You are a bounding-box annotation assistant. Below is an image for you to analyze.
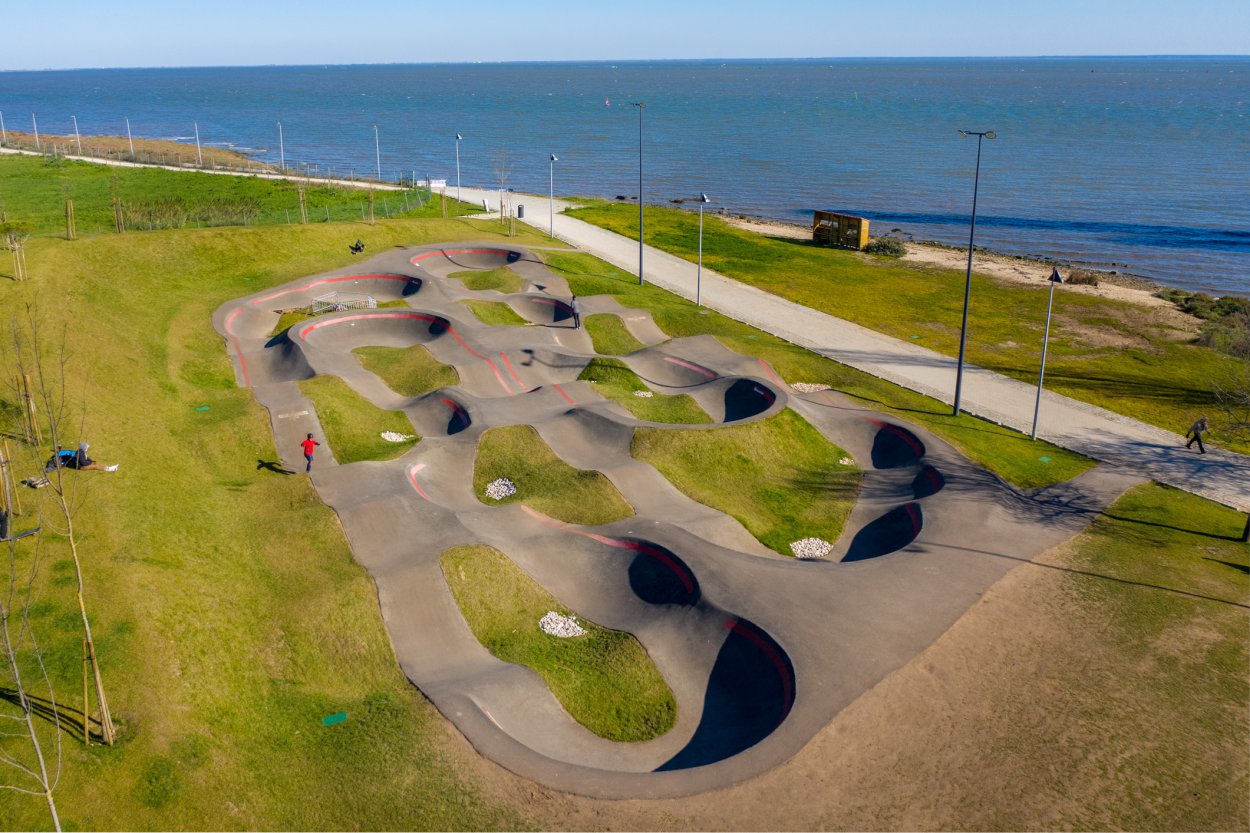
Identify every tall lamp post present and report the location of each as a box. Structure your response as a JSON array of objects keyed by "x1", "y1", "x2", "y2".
[
  {"x1": 373, "y1": 124, "x2": 381, "y2": 181},
  {"x1": 277, "y1": 121, "x2": 285, "y2": 173},
  {"x1": 1031, "y1": 267, "x2": 1065, "y2": 440},
  {"x1": 952, "y1": 128, "x2": 996, "y2": 416},
  {"x1": 630, "y1": 102, "x2": 645, "y2": 285},
  {"x1": 696, "y1": 192, "x2": 710, "y2": 306},
  {"x1": 455, "y1": 133, "x2": 463, "y2": 203},
  {"x1": 548, "y1": 153, "x2": 559, "y2": 239}
]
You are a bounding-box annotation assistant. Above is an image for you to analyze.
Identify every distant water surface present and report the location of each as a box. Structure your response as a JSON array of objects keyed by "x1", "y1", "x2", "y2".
[{"x1": 1, "y1": 57, "x2": 1247, "y2": 295}]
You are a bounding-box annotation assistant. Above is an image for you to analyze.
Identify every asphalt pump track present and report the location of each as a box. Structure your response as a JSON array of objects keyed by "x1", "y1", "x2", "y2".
[{"x1": 214, "y1": 242, "x2": 1143, "y2": 799}]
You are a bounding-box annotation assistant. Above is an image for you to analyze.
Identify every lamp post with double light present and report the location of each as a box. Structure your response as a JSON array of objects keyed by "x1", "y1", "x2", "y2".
[
  {"x1": 455, "y1": 133, "x2": 463, "y2": 203},
  {"x1": 952, "y1": 128, "x2": 996, "y2": 416},
  {"x1": 1031, "y1": 267, "x2": 1066, "y2": 440},
  {"x1": 630, "y1": 102, "x2": 645, "y2": 285}
]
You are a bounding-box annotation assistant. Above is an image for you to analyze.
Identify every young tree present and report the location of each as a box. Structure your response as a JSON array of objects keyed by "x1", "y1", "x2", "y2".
[{"x1": 0, "y1": 221, "x2": 34, "y2": 281}]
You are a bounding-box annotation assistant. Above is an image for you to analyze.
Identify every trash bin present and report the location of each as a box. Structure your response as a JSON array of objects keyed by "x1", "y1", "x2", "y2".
[{"x1": 517, "y1": 204, "x2": 525, "y2": 219}]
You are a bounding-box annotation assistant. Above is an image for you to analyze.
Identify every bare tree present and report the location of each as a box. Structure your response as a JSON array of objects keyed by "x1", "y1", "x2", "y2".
[
  {"x1": 0, "y1": 221, "x2": 34, "y2": 282},
  {"x1": 0, "y1": 455, "x2": 62, "y2": 830},
  {"x1": 3, "y1": 312, "x2": 115, "y2": 750}
]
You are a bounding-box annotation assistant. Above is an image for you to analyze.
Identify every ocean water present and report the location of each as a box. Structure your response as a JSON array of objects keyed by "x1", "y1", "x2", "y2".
[{"x1": 1, "y1": 57, "x2": 1247, "y2": 295}]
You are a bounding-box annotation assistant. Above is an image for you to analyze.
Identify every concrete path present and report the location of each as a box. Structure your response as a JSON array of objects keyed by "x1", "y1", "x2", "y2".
[
  {"x1": 214, "y1": 243, "x2": 1156, "y2": 798},
  {"x1": 455, "y1": 185, "x2": 1249, "y2": 515}
]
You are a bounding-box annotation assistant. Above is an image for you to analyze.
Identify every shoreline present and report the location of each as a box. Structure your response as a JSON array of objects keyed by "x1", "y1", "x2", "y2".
[{"x1": 721, "y1": 215, "x2": 1200, "y2": 317}]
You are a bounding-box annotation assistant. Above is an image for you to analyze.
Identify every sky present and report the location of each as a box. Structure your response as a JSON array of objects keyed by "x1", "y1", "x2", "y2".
[{"x1": 3, "y1": 0, "x2": 1248, "y2": 70}]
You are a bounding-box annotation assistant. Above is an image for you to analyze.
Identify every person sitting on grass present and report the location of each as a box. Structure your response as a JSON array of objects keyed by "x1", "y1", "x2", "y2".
[{"x1": 45, "y1": 441, "x2": 119, "y2": 473}]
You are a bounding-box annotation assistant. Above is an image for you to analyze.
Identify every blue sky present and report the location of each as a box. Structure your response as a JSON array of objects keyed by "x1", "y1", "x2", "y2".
[{"x1": 4, "y1": 0, "x2": 1248, "y2": 70}]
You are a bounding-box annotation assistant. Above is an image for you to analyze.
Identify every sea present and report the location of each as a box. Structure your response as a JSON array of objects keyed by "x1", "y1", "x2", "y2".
[{"x1": 1, "y1": 57, "x2": 1247, "y2": 296}]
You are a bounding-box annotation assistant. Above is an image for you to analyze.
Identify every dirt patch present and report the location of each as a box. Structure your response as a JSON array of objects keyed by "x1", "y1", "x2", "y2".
[{"x1": 434, "y1": 548, "x2": 1248, "y2": 830}]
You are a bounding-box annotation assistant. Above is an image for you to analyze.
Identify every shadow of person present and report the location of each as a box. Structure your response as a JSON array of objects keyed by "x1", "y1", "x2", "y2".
[{"x1": 257, "y1": 459, "x2": 295, "y2": 475}]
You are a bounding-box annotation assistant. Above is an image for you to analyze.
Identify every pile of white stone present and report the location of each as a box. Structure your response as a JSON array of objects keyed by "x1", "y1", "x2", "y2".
[
  {"x1": 839, "y1": 457, "x2": 854, "y2": 466},
  {"x1": 381, "y1": 431, "x2": 416, "y2": 443},
  {"x1": 539, "y1": 611, "x2": 587, "y2": 638},
  {"x1": 484, "y1": 477, "x2": 517, "y2": 500},
  {"x1": 790, "y1": 382, "x2": 831, "y2": 393},
  {"x1": 790, "y1": 537, "x2": 833, "y2": 559},
  {"x1": 633, "y1": 390, "x2": 654, "y2": 398}
]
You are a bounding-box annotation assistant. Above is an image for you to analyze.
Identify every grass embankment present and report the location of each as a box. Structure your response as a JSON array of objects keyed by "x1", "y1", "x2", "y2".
[
  {"x1": 297, "y1": 375, "x2": 417, "y2": 463},
  {"x1": 634, "y1": 409, "x2": 859, "y2": 555},
  {"x1": 0, "y1": 214, "x2": 548, "y2": 830},
  {"x1": 578, "y1": 358, "x2": 711, "y2": 424},
  {"x1": 353, "y1": 344, "x2": 459, "y2": 397},
  {"x1": 0, "y1": 154, "x2": 477, "y2": 238},
  {"x1": 584, "y1": 313, "x2": 647, "y2": 355},
  {"x1": 459, "y1": 299, "x2": 529, "y2": 326},
  {"x1": 4, "y1": 129, "x2": 269, "y2": 169},
  {"x1": 542, "y1": 249, "x2": 1092, "y2": 489},
  {"x1": 473, "y1": 425, "x2": 633, "y2": 525},
  {"x1": 566, "y1": 201, "x2": 1246, "y2": 454},
  {"x1": 448, "y1": 266, "x2": 525, "y2": 293},
  {"x1": 440, "y1": 545, "x2": 677, "y2": 742}
]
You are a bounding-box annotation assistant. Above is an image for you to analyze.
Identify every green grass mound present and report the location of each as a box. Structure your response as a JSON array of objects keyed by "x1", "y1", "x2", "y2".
[
  {"x1": 541, "y1": 249, "x2": 1094, "y2": 489},
  {"x1": 578, "y1": 358, "x2": 711, "y2": 424},
  {"x1": 584, "y1": 313, "x2": 647, "y2": 355},
  {"x1": 268, "y1": 299, "x2": 411, "y2": 338},
  {"x1": 440, "y1": 545, "x2": 677, "y2": 742},
  {"x1": 474, "y1": 425, "x2": 633, "y2": 525},
  {"x1": 298, "y1": 375, "x2": 418, "y2": 463},
  {"x1": 448, "y1": 266, "x2": 525, "y2": 293},
  {"x1": 633, "y1": 408, "x2": 859, "y2": 556},
  {"x1": 353, "y1": 344, "x2": 459, "y2": 397},
  {"x1": 458, "y1": 299, "x2": 529, "y2": 327}
]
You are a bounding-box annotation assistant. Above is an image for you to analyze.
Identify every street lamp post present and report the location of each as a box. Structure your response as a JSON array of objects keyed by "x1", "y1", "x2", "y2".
[
  {"x1": 630, "y1": 102, "x2": 645, "y2": 285},
  {"x1": 194, "y1": 121, "x2": 202, "y2": 167},
  {"x1": 277, "y1": 122, "x2": 285, "y2": 173},
  {"x1": 31, "y1": 113, "x2": 40, "y2": 151},
  {"x1": 370, "y1": 123, "x2": 380, "y2": 181},
  {"x1": 455, "y1": 133, "x2": 463, "y2": 203},
  {"x1": 548, "y1": 154, "x2": 559, "y2": 239},
  {"x1": 952, "y1": 128, "x2": 996, "y2": 416},
  {"x1": 697, "y1": 192, "x2": 710, "y2": 306},
  {"x1": 1031, "y1": 267, "x2": 1065, "y2": 440},
  {"x1": 72, "y1": 115, "x2": 81, "y2": 154}
]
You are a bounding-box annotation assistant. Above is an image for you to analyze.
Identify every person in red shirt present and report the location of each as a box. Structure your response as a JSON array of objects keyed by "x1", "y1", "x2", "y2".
[{"x1": 300, "y1": 433, "x2": 321, "y2": 472}]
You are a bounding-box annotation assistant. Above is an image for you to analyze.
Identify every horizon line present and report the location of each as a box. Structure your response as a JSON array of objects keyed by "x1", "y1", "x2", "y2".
[{"x1": 2, "y1": 53, "x2": 1248, "y2": 73}]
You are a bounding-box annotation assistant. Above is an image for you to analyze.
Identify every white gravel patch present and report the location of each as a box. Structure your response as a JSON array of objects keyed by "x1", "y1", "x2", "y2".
[
  {"x1": 839, "y1": 457, "x2": 854, "y2": 466},
  {"x1": 484, "y1": 477, "x2": 517, "y2": 500},
  {"x1": 539, "y1": 611, "x2": 587, "y2": 638},
  {"x1": 791, "y1": 537, "x2": 833, "y2": 559},
  {"x1": 790, "y1": 382, "x2": 831, "y2": 393},
  {"x1": 632, "y1": 390, "x2": 654, "y2": 398},
  {"x1": 381, "y1": 431, "x2": 416, "y2": 442}
]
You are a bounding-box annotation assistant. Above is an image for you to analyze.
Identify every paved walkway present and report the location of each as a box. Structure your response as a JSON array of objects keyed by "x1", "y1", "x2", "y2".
[{"x1": 458, "y1": 185, "x2": 1250, "y2": 516}]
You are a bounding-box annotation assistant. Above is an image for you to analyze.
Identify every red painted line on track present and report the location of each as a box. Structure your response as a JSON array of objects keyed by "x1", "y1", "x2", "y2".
[
  {"x1": 663, "y1": 356, "x2": 717, "y2": 379},
  {"x1": 410, "y1": 248, "x2": 512, "y2": 266},
  {"x1": 552, "y1": 384, "x2": 576, "y2": 406},
  {"x1": 500, "y1": 352, "x2": 525, "y2": 389},
  {"x1": 224, "y1": 307, "x2": 251, "y2": 387},
  {"x1": 406, "y1": 463, "x2": 431, "y2": 501},
  {"x1": 758, "y1": 359, "x2": 781, "y2": 384}
]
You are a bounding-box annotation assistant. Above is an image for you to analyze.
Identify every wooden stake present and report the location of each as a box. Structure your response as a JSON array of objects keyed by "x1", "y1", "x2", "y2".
[
  {"x1": 113, "y1": 197, "x2": 124, "y2": 234},
  {"x1": 23, "y1": 374, "x2": 42, "y2": 445},
  {"x1": 83, "y1": 638, "x2": 90, "y2": 745},
  {"x1": 65, "y1": 198, "x2": 76, "y2": 241},
  {"x1": 3, "y1": 440, "x2": 18, "y2": 517}
]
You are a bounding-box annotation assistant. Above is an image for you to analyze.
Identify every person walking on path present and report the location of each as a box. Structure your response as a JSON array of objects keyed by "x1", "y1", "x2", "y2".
[
  {"x1": 1185, "y1": 416, "x2": 1209, "y2": 454},
  {"x1": 570, "y1": 295, "x2": 581, "y2": 329},
  {"x1": 300, "y1": 433, "x2": 321, "y2": 472}
]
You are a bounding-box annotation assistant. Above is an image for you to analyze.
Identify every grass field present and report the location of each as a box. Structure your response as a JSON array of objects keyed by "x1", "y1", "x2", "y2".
[
  {"x1": 352, "y1": 344, "x2": 459, "y2": 397},
  {"x1": 0, "y1": 154, "x2": 476, "y2": 238},
  {"x1": 440, "y1": 545, "x2": 677, "y2": 742},
  {"x1": 448, "y1": 266, "x2": 525, "y2": 293},
  {"x1": 633, "y1": 409, "x2": 859, "y2": 555},
  {"x1": 458, "y1": 299, "x2": 530, "y2": 326},
  {"x1": 577, "y1": 358, "x2": 711, "y2": 424},
  {"x1": 473, "y1": 425, "x2": 633, "y2": 525},
  {"x1": 565, "y1": 201, "x2": 1246, "y2": 454},
  {"x1": 0, "y1": 159, "x2": 1243, "y2": 831},
  {"x1": 584, "y1": 313, "x2": 647, "y2": 355}
]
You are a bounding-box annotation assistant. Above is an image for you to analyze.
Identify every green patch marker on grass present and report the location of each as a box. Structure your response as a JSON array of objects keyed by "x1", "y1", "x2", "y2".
[
  {"x1": 322, "y1": 712, "x2": 348, "y2": 726},
  {"x1": 1039, "y1": 456, "x2": 1051, "y2": 462}
]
